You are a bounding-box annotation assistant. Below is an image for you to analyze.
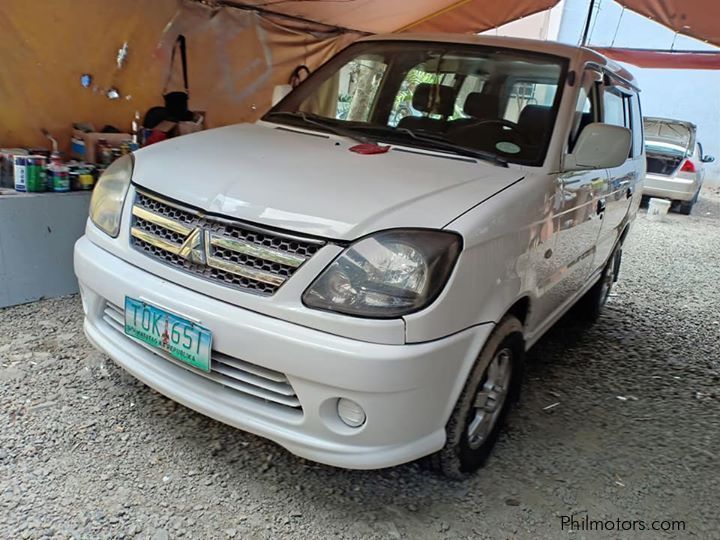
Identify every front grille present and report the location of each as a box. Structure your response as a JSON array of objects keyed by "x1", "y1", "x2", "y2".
[
  {"x1": 102, "y1": 301, "x2": 303, "y2": 416},
  {"x1": 130, "y1": 189, "x2": 325, "y2": 295}
]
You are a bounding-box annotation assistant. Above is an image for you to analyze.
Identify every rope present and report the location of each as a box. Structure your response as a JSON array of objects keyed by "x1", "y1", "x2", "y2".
[{"x1": 610, "y1": 6, "x2": 625, "y2": 47}]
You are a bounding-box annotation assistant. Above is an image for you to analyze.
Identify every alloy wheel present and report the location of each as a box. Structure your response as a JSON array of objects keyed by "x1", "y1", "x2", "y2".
[{"x1": 467, "y1": 348, "x2": 513, "y2": 449}]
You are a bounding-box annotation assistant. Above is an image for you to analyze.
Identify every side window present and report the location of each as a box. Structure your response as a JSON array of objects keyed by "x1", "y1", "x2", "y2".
[
  {"x1": 569, "y1": 76, "x2": 599, "y2": 151},
  {"x1": 603, "y1": 85, "x2": 637, "y2": 157},
  {"x1": 300, "y1": 55, "x2": 387, "y2": 121},
  {"x1": 503, "y1": 81, "x2": 558, "y2": 123},
  {"x1": 603, "y1": 88, "x2": 626, "y2": 127}
]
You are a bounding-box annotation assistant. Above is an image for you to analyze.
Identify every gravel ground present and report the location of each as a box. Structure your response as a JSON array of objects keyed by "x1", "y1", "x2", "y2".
[{"x1": 1, "y1": 189, "x2": 719, "y2": 540}]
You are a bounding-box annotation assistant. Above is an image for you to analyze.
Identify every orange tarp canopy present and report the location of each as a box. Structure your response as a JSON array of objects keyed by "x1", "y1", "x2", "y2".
[
  {"x1": 218, "y1": 0, "x2": 559, "y2": 34},
  {"x1": 0, "y1": 0, "x2": 560, "y2": 150},
  {"x1": 617, "y1": 0, "x2": 720, "y2": 48},
  {"x1": 594, "y1": 47, "x2": 720, "y2": 69},
  {"x1": 3, "y1": 0, "x2": 720, "y2": 151}
]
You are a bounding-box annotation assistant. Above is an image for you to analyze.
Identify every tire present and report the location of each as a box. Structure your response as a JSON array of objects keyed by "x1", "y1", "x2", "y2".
[
  {"x1": 678, "y1": 201, "x2": 693, "y2": 215},
  {"x1": 678, "y1": 190, "x2": 698, "y2": 215},
  {"x1": 577, "y1": 242, "x2": 623, "y2": 322},
  {"x1": 428, "y1": 316, "x2": 524, "y2": 479}
]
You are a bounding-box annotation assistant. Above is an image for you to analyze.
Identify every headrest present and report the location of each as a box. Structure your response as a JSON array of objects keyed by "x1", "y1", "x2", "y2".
[
  {"x1": 518, "y1": 105, "x2": 554, "y2": 138},
  {"x1": 463, "y1": 92, "x2": 500, "y2": 119},
  {"x1": 412, "y1": 83, "x2": 455, "y2": 116}
]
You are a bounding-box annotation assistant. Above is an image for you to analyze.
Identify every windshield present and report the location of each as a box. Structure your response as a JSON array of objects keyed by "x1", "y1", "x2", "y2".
[{"x1": 265, "y1": 40, "x2": 568, "y2": 166}]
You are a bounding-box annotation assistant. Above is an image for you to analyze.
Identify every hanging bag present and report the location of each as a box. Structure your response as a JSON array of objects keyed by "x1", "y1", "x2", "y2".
[
  {"x1": 163, "y1": 34, "x2": 193, "y2": 121},
  {"x1": 143, "y1": 34, "x2": 192, "y2": 128}
]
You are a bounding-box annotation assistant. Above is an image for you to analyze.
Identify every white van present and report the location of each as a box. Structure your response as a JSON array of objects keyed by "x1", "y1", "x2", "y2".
[{"x1": 75, "y1": 34, "x2": 644, "y2": 477}]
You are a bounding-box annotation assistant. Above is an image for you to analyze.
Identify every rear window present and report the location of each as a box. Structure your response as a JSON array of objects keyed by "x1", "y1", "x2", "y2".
[{"x1": 645, "y1": 141, "x2": 686, "y2": 158}]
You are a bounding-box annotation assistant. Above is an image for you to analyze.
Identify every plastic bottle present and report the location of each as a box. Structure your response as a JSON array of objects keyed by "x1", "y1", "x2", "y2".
[
  {"x1": 96, "y1": 138, "x2": 109, "y2": 166},
  {"x1": 46, "y1": 152, "x2": 62, "y2": 191}
]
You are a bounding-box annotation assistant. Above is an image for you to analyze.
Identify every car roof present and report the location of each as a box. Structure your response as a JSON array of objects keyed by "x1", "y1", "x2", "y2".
[{"x1": 360, "y1": 33, "x2": 638, "y2": 88}]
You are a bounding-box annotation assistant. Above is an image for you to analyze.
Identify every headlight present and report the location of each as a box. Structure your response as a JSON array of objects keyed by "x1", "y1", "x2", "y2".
[
  {"x1": 89, "y1": 154, "x2": 133, "y2": 237},
  {"x1": 303, "y1": 229, "x2": 462, "y2": 318}
]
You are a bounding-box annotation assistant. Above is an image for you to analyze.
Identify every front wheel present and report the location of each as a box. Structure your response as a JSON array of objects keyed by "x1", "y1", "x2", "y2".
[{"x1": 428, "y1": 316, "x2": 524, "y2": 479}]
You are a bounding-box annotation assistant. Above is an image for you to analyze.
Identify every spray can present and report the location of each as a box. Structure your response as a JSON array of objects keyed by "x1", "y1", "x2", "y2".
[{"x1": 13, "y1": 156, "x2": 27, "y2": 191}]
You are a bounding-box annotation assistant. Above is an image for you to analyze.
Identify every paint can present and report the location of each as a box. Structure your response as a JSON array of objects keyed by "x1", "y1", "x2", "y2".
[
  {"x1": 1, "y1": 149, "x2": 27, "y2": 188},
  {"x1": 52, "y1": 165, "x2": 70, "y2": 192},
  {"x1": 26, "y1": 156, "x2": 48, "y2": 192}
]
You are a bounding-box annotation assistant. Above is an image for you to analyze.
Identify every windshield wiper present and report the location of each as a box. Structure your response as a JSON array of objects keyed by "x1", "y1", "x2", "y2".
[
  {"x1": 265, "y1": 112, "x2": 508, "y2": 167},
  {"x1": 264, "y1": 111, "x2": 372, "y2": 145},
  {"x1": 345, "y1": 124, "x2": 508, "y2": 167}
]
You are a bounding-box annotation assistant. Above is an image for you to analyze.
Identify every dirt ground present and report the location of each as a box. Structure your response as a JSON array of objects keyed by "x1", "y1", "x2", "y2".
[{"x1": 1, "y1": 189, "x2": 719, "y2": 539}]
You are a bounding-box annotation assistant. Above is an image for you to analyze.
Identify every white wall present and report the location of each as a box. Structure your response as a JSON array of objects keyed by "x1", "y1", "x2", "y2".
[{"x1": 481, "y1": 1, "x2": 565, "y2": 40}]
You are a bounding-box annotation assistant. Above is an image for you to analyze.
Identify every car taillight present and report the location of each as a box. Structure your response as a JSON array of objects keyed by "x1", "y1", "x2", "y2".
[{"x1": 680, "y1": 159, "x2": 696, "y2": 173}]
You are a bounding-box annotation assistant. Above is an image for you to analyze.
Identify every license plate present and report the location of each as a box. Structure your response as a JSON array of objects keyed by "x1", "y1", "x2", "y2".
[{"x1": 124, "y1": 297, "x2": 212, "y2": 372}]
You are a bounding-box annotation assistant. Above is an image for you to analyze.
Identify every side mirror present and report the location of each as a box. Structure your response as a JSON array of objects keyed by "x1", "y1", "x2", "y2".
[
  {"x1": 565, "y1": 123, "x2": 632, "y2": 171},
  {"x1": 271, "y1": 84, "x2": 292, "y2": 107},
  {"x1": 701, "y1": 155, "x2": 715, "y2": 163}
]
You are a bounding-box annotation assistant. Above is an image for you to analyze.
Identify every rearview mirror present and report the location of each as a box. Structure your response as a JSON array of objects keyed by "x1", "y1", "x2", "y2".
[
  {"x1": 565, "y1": 123, "x2": 632, "y2": 171},
  {"x1": 701, "y1": 155, "x2": 715, "y2": 163},
  {"x1": 271, "y1": 84, "x2": 292, "y2": 107}
]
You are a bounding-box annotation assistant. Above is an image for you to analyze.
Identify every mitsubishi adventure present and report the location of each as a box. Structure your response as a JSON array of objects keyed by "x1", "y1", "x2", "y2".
[{"x1": 75, "y1": 34, "x2": 644, "y2": 477}]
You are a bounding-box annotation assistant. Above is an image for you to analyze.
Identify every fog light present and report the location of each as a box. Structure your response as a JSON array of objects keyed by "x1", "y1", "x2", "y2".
[{"x1": 337, "y1": 398, "x2": 366, "y2": 428}]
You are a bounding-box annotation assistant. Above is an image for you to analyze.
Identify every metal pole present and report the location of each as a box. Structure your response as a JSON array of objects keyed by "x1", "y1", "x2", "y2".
[{"x1": 581, "y1": 0, "x2": 597, "y2": 46}]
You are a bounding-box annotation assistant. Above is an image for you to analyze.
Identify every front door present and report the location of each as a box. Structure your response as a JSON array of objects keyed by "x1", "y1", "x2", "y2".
[
  {"x1": 594, "y1": 82, "x2": 642, "y2": 269},
  {"x1": 552, "y1": 167, "x2": 608, "y2": 309},
  {"x1": 529, "y1": 68, "x2": 608, "y2": 330},
  {"x1": 554, "y1": 69, "x2": 609, "y2": 304}
]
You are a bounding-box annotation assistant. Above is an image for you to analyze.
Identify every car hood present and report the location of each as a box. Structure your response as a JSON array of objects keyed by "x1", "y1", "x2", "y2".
[{"x1": 131, "y1": 122, "x2": 522, "y2": 240}]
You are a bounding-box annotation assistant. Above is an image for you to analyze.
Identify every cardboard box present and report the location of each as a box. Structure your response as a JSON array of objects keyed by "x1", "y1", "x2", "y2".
[
  {"x1": 177, "y1": 112, "x2": 205, "y2": 136},
  {"x1": 141, "y1": 112, "x2": 205, "y2": 147},
  {"x1": 71, "y1": 126, "x2": 131, "y2": 164}
]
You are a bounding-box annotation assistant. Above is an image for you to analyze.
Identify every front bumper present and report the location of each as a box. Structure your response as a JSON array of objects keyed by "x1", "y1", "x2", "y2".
[
  {"x1": 74, "y1": 236, "x2": 492, "y2": 469},
  {"x1": 642, "y1": 174, "x2": 698, "y2": 202}
]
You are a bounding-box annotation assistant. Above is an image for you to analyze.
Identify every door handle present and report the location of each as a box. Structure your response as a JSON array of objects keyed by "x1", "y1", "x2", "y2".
[{"x1": 597, "y1": 199, "x2": 606, "y2": 215}]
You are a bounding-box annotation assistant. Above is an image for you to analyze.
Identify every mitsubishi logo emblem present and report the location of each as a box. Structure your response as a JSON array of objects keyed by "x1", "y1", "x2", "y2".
[{"x1": 178, "y1": 228, "x2": 207, "y2": 265}]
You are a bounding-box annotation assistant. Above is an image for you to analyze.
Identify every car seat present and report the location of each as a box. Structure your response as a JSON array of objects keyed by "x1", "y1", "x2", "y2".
[{"x1": 397, "y1": 83, "x2": 455, "y2": 133}]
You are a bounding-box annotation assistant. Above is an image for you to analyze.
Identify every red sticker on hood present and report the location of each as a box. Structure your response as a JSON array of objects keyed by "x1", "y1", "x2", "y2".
[{"x1": 349, "y1": 143, "x2": 390, "y2": 155}]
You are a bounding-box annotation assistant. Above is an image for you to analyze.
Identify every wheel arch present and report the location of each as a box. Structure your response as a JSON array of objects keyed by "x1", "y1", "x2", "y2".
[{"x1": 506, "y1": 296, "x2": 531, "y2": 329}]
